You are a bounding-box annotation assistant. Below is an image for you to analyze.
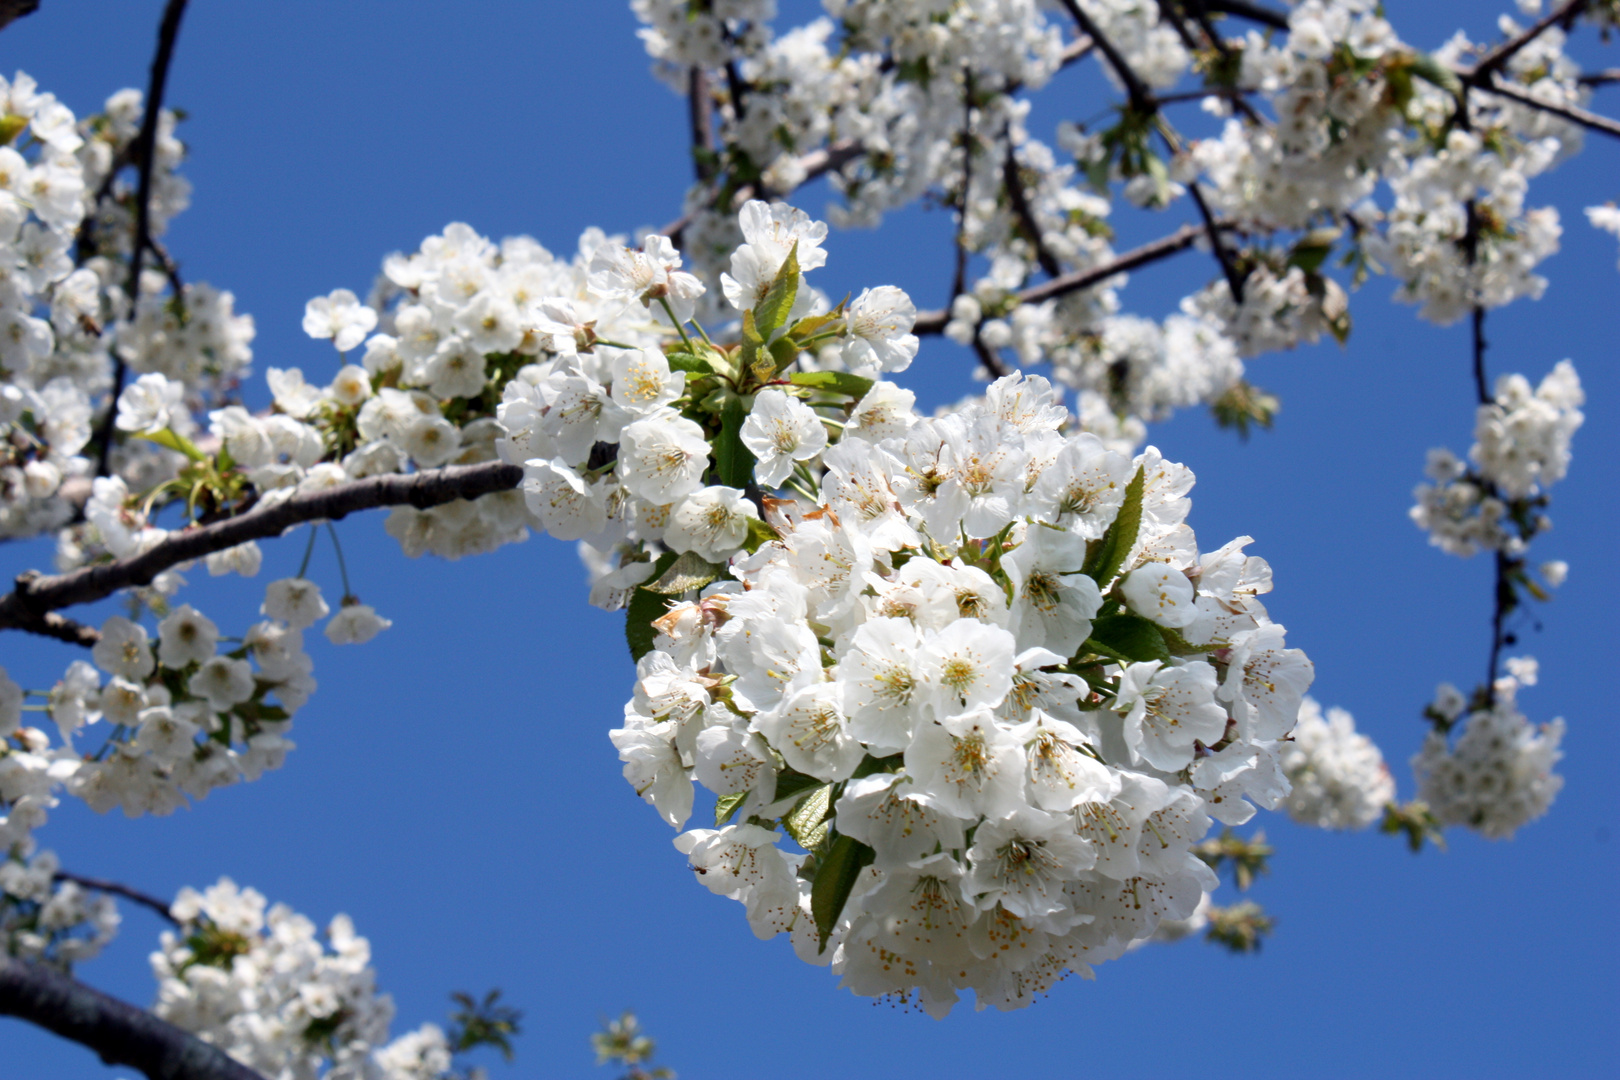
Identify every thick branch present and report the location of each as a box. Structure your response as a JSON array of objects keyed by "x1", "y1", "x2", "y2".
[
  {"x1": 0, "y1": 461, "x2": 522, "y2": 632},
  {"x1": 95, "y1": 0, "x2": 191, "y2": 479},
  {"x1": 53, "y1": 871, "x2": 178, "y2": 926},
  {"x1": 1198, "y1": 0, "x2": 1289, "y2": 31},
  {"x1": 12, "y1": 610, "x2": 102, "y2": 647},
  {"x1": 1464, "y1": 0, "x2": 1589, "y2": 87},
  {"x1": 1478, "y1": 77, "x2": 1620, "y2": 140},
  {"x1": 687, "y1": 67, "x2": 716, "y2": 183},
  {"x1": 0, "y1": 957, "x2": 264, "y2": 1080},
  {"x1": 914, "y1": 221, "x2": 1224, "y2": 335}
]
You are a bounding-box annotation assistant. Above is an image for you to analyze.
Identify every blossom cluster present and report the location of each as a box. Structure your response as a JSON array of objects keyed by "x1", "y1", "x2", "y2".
[
  {"x1": 1413, "y1": 665, "x2": 1564, "y2": 840},
  {"x1": 1280, "y1": 698, "x2": 1395, "y2": 831},
  {"x1": 1411, "y1": 361, "x2": 1583, "y2": 558},
  {"x1": 1, "y1": 847, "x2": 120, "y2": 968},
  {"x1": 152, "y1": 878, "x2": 452, "y2": 1080},
  {"x1": 0, "y1": 72, "x2": 255, "y2": 548}
]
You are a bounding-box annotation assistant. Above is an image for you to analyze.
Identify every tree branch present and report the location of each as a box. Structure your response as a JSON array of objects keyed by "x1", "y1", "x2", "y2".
[
  {"x1": 687, "y1": 66, "x2": 716, "y2": 183},
  {"x1": 1464, "y1": 0, "x2": 1589, "y2": 87},
  {"x1": 1198, "y1": 0, "x2": 1289, "y2": 31},
  {"x1": 95, "y1": 0, "x2": 191, "y2": 479},
  {"x1": 1058, "y1": 0, "x2": 1154, "y2": 112},
  {"x1": 53, "y1": 871, "x2": 178, "y2": 926},
  {"x1": 1, "y1": 957, "x2": 264, "y2": 1080},
  {"x1": 0, "y1": 461, "x2": 522, "y2": 634},
  {"x1": 1188, "y1": 180, "x2": 1245, "y2": 302},
  {"x1": 1478, "y1": 77, "x2": 1620, "y2": 140},
  {"x1": 914, "y1": 221, "x2": 1226, "y2": 335},
  {"x1": 1002, "y1": 140, "x2": 1063, "y2": 280},
  {"x1": 1579, "y1": 68, "x2": 1620, "y2": 87}
]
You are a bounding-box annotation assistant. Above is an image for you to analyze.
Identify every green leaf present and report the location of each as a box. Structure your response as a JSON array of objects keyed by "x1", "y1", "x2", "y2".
[
  {"x1": 850, "y1": 752, "x2": 904, "y2": 779},
  {"x1": 624, "y1": 552, "x2": 679, "y2": 661},
  {"x1": 783, "y1": 783, "x2": 833, "y2": 852},
  {"x1": 811, "y1": 833, "x2": 875, "y2": 953},
  {"x1": 645, "y1": 550, "x2": 726, "y2": 595},
  {"x1": 1083, "y1": 464, "x2": 1145, "y2": 588},
  {"x1": 665, "y1": 352, "x2": 713, "y2": 374},
  {"x1": 137, "y1": 427, "x2": 207, "y2": 462},
  {"x1": 1084, "y1": 613, "x2": 1170, "y2": 664},
  {"x1": 789, "y1": 370, "x2": 874, "y2": 401},
  {"x1": 714, "y1": 393, "x2": 756, "y2": 489},
  {"x1": 743, "y1": 516, "x2": 781, "y2": 554},
  {"x1": 786, "y1": 310, "x2": 843, "y2": 341},
  {"x1": 714, "y1": 790, "x2": 749, "y2": 826},
  {"x1": 771, "y1": 767, "x2": 824, "y2": 808},
  {"x1": 767, "y1": 337, "x2": 800, "y2": 377},
  {"x1": 754, "y1": 240, "x2": 801, "y2": 341},
  {"x1": 1159, "y1": 623, "x2": 1218, "y2": 657}
]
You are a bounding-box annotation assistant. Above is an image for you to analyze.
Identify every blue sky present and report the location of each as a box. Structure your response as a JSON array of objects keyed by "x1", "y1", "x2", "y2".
[{"x1": 3, "y1": 3, "x2": 1617, "y2": 1078}]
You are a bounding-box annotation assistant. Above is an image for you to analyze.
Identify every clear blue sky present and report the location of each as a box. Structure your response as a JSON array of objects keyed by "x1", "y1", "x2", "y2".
[{"x1": 3, "y1": 3, "x2": 1617, "y2": 1078}]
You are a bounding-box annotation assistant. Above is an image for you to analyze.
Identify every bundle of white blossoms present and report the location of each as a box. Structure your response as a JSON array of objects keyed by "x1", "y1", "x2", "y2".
[
  {"x1": 1413, "y1": 665, "x2": 1564, "y2": 840},
  {"x1": 0, "y1": 848, "x2": 121, "y2": 968},
  {"x1": 475, "y1": 199, "x2": 1314, "y2": 1015},
  {"x1": 152, "y1": 878, "x2": 450, "y2": 1080},
  {"x1": 1281, "y1": 698, "x2": 1394, "y2": 831}
]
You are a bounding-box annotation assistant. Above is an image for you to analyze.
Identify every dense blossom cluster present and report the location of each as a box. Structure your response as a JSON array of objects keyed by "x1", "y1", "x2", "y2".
[
  {"x1": 0, "y1": 72, "x2": 254, "y2": 547},
  {"x1": 1413, "y1": 666, "x2": 1564, "y2": 840},
  {"x1": 152, "y1": 878, "x2": 452, "y2": 1080},
  {"x1": 1, "y1": 848, "x2": 120, "y2": 967},
  {"x1": 1411, "y1": 361, "x2": 1583, "y2": 557},
  {"x1": 1280, "y1": 698, "x2": 1394, "y2": 830}
]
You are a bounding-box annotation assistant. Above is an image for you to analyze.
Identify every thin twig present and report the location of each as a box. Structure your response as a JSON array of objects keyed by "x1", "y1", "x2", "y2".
[
  {"x1": 0, "y1": 461, "x2": 523, "y2": 633},
  {"x1": 914, "y1": 220, "x2": 1229, "y2": 335},
  {"x1": 1464, "y1": 0, "x2": 1589, "y2": 87},
  {"x1": 1471, "y1": 305, "x2": 1489, "y2": 406},
  {"x1": 52, "y1": 871, "x2": 178, "y2": 926},
  {"x1": 1002, "y1": 140, "x2": 1063, "y2": 279},
  {"x1": 94, "y1": 0, "x2": 191, "y2": 479},
  {"x1": 1580, "y1": 68, "x2": 1620, "y2": 87},
  {"x1": 1058, "y1": 0, "x2": 1154, "y2": 112},
  {"x1": 1478, "y1": 77, "x2": 1620, "y2": 140},
  {"x1": 1188, "y1": 181, "x2": 1245, "y2": 302},
  {"x1": 951, "y1": 70, "x2": 977, "y2": 303}
]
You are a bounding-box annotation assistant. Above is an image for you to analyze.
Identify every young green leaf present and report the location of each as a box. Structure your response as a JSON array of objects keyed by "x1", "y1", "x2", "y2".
[
  {"x1": 714, "y1": 393, "x2": 756, "y2": 489},
  {"x1": 811, "y1": 833, "x2": 875, "y2": 953},
  {"x1": 624, "y1": 552, "x2": 678, "y2": 661},
  {"x1": 783, "y1": 783, "x2": 833, "y2": 852},
  {"x1": 1085, "y1": 613, "x2": 1171, "y2": 664},
  {"x1": 645, "y1": 550, "x2": 726, "y2": 595},
  {"x1": 714, "y1": 790, "x2": 749, "y2": 827},
  {"x1": 788, "y1": 370, "x2": 874, "y2": 401},
  {"x1": 752, "y1": 239, "x2": 800, "y2": 341},
  {"x1": 137, "y1": 427, "x2": 208, "y2": 462},
  {"x1": 1084, "y1": 464, "x2": 1145, "y2": 588}
]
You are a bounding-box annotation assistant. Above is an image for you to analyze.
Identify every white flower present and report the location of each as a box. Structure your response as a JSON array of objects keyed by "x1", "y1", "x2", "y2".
[
  {"x1": 608, "y1": 346, "x2": 684, "y2": 417},
  {"x1": 157, "y1": 604, "x2": 219, "y2": 669},
  {"x1": 523, "y1": 458, "x2": 608, "y2": 541},
  {"x1": 1282, "y1": 699, "x2": 1394, "y2": 830},
  {"x1": 325, "y1": 604, "x2": 391, "y2": 645},
  {"x1": 187, "y1": 656, "x2": 255, "y2": 711},
  {"x1": 1120, "y1": 563, "x2": 1198, "y2": 628},
  {"x1": 1115, "y1": 660, "x2": 1230, "y2": 771},
  {"x1": 740, "y1": 388, "x2": 828, "y2": 488},
  {"x1": 841, "y1": 286, "x2": 919, "y2": 375},
  {"x1": 114, "y1": 372, "x2": 185, "y2": 433},
  {"x1": 721, "y1": 200, "x2": 829, "y2": 312},
  {"x1": 302, "y1": 288, "x2": 378, "y2": 351},
  {"x1": 262, "y1": 578, "x2": 330, "y2": 630},
  {"x1": 92, "y1": 616, "x2": 154, "y2": 681},
  {"x1": 665, "y1": 485, "x2": 758, "y2": 562},
  {"x1": 618, "y1": 411, "x2": 710, "y2": 504}
]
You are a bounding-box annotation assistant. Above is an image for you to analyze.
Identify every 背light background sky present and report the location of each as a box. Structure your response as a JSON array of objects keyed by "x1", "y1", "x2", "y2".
[{"x1": 2, "y1": 3, "x2": 1617, "y2": 1078}]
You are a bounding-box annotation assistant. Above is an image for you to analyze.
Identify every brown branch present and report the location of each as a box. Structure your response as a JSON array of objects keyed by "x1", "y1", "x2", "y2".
[
  {"x1": 688, "y1": 67, "x2": 716, "y2": 183},
  {"x1": 11, "y1": 609, "x2": 102, "y2": 647},
  {"x1": 95, "y1": 0, "x2": 191, "y2": 479},
  {"x1": 1058, "y1": 0, "x2": 1154, "y2": 112},
  {"x1": 1580, "y1": 68, "x2": 1620, "y2": 87},
  {"x1": 1188, "y1": 181, "x2": 1245, "y2": 302},
  {"x1": 1198, "y1": 1, "x2": 1289, "y2": 32},
  {"x1": 914, "y1": 221, "x2": 1224, "y2": 335},
  {"x1": 1464, "y1": 0, "x2": 1589, "y2": 87},
  {"x1": 1, "y1": 957, "x2": 265, "y2": 1080},
  {"x1": 1478, "y1": 77, "x2": 1620, "y2": 140},
  {"x1": 53, "y1": 871, "x2": 178, "y2": 926},
  {"x1": 0, "y1": 0, "x2": 39, "y2": 33},
  {"x1": 1002, "y1": 140, "x2": 1063, "y2": 280},
  {"x1": 0, "y1": 461, "x2": 522, "y2": 633}
]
